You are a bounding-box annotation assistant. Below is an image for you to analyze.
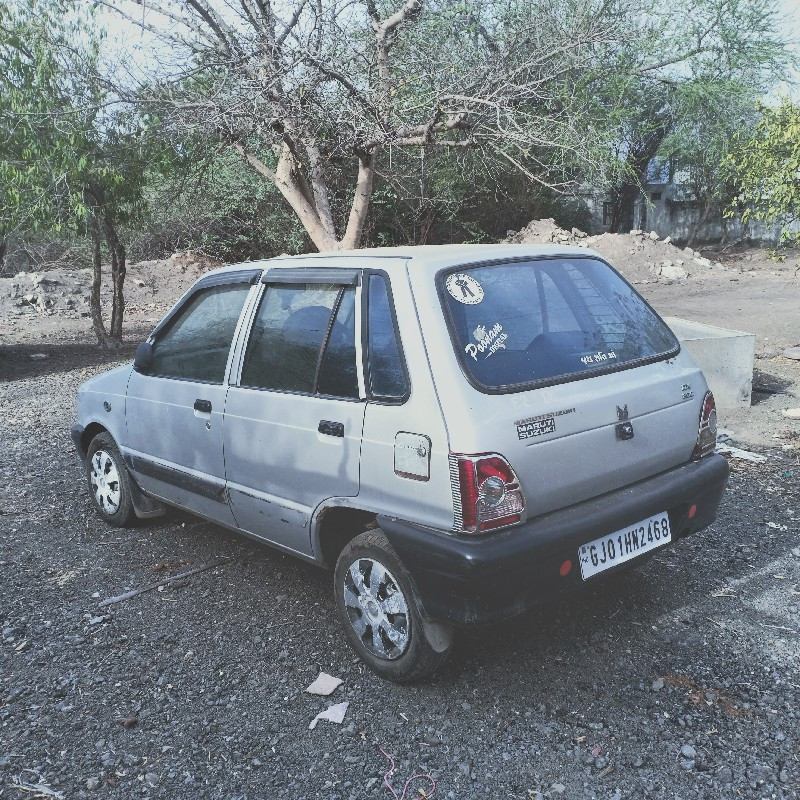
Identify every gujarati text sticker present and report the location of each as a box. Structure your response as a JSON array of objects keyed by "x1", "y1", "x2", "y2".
[{"x1": 446, "y1": 273, "x2": 484, "y2": 305}]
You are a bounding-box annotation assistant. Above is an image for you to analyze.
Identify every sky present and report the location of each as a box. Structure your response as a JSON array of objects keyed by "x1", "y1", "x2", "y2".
[
  {"x1": 776, "y1": 0, "x2": 800, "y2": 99},
  {"x1": 768, "y1": 0, "x2": 800, "y2": 102},
  {"x1": 96, "y1": 0, "x2": 800, "y2": 100}
]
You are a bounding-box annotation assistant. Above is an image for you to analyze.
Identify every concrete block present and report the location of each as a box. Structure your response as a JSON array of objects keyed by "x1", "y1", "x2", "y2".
[{"x1": 663, "y1": 317, "x2": 755, "y2": 409}]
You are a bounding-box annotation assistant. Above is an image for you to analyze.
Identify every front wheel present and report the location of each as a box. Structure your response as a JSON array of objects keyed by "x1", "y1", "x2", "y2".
[
  {"x1": 334, "y1": 529, "x2": 453, "y2": 683},
  {"x1": 85, "y1": 432, "x2": 135, "y2": 527}
]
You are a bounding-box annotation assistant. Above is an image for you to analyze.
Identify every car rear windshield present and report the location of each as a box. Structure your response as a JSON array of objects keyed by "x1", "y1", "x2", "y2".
[{"x1": 440, "y1": 257, "x2": 679, "y2": 391}]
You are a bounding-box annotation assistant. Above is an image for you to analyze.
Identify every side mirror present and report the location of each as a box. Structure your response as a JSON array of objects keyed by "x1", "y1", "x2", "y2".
[{"x1": 134, "y1": 341, "x2": 154, "y2": 373}]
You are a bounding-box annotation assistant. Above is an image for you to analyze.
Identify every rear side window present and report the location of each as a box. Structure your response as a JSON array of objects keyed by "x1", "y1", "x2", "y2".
[
  {"x1": 318, "y1": 288, "x2": 359, "y2": 398},
  {"x1": 241, "y1": 283, "x2": 359, "y2": 399},
  {"x1": 150, "y1": 284, "x2": 250, "y2": 383},
  {"x1": 441, "y1": 258, "x2": 678, "y2": 391},
  {"x1": 367, "y1": 274, "x2": 408, "y2": 400}
]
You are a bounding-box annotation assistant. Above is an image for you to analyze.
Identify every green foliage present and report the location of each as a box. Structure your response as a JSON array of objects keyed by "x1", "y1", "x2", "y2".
[
  {"x1": 725, "y1": 100, "x2": 800, "y2": 245},
  {"x1": 0, "y1": 0, "x2": 153, "y2": 249},
  {"x1": 363, "y1": 148, "x2": 590, "y2": 246},
  {"x1": 3, "y1": 0, "x2": 793, "y2": 263},
  {"x1": 129, "y1": 146, "x2": 309, "y2": 261},
  {"x1": 588, "y1": 0, "x2": 790, "y2": 230}
]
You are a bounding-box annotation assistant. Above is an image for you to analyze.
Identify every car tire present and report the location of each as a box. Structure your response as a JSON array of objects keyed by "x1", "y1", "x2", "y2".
[
  {"x1": 86, "y1": 432, "x2": 135, "y2": 527},
  {"x1": 334, "y1": 529, "x2": 453, "y2": 683}
]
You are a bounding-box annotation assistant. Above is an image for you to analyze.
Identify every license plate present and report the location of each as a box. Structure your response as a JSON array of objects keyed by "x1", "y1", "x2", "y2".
[{"x1": 578, "y1": 512, "x2": 671, "y2": 580}]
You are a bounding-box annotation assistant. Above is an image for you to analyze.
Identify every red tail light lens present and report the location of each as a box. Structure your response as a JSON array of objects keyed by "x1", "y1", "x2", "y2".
[
  {"x1": 691, "y1": 391, "x2": 717, "y2": 459},
  {"x1": 452, "y1": 454, "x2": 525, "y2": 533}
]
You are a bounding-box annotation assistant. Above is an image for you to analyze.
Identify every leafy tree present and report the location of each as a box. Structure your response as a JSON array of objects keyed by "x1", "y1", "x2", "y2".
[
  {"x1": 364, "y1": 146, "x2": 590, "y2": 246},
  {"x1": 725, "y1": 100, "x2": 800, "y2": 246},
  {"x1": 0, "y1": 0, "x2": 153, "y2": 347},
  {"x1": 597, "y1": 0, "x2": 789, "y2": 233},
  {"x1": 103, "y1": 0, "x2": 627, "y2": 251},
  {"x1": 128, "y1": 142, "x2": 309, "y2": 262},
  {"x1": 660, "y1": 81, "x2": 765, "y2": 246}
]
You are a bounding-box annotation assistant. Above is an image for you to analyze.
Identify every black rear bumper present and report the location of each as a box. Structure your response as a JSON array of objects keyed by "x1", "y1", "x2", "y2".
[{"x1": 378, "y1": 454, "x2": 729, "y2": 625}]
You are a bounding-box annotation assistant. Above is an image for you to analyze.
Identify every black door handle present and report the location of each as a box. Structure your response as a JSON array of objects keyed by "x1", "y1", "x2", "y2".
[
  {"x1": 318, "y1": 420, "x2": 344, "y2": 437},
  {"x1": 194, "y1": 399, "x2": 212, "y2": 413}
]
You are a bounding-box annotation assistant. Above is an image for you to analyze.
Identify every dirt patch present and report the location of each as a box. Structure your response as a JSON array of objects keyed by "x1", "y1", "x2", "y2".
[
  {"x1": 0, "y1": 250, "x2": 219, "y2": 325},
  {"x1": 662, "y1": 673, "x2": 745, "y2": 717}
]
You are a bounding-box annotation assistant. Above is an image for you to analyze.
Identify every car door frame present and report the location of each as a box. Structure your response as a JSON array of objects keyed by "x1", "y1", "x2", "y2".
[
  {"x1": 222, "y1": 263, "x2": 369, "y2": 557},
  {"x1": 121, "y1": 268, "x2": 263, "y2": 524}
]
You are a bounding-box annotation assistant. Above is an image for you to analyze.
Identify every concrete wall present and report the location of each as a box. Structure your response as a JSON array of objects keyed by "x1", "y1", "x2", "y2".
[
  {"x1": 582, "y1": 184, "x2": 796, "y2": 245},
  {"x1": 664, "y1": 317, "x2": 756, "y2": 409}
]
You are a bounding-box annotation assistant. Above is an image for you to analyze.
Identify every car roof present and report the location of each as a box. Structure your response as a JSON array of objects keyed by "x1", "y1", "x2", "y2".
[{"x1": 200, "y1": 243, "x2": 601, "y2": 279}]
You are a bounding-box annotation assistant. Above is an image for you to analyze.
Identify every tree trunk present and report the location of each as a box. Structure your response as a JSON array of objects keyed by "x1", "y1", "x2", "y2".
[
  {"x1": 0, "y1": 238, "x2": 7, "y2": 275},
  {"x1": 340, "y1": 151, "x2": 377, "y2": 250},
  {"x1": 88, "y1": 210, "x2": 113, "y2": 350},
  {"x1": 101, "y1": 208, "x2": 126, "y2": 341},
  {"x1": 417, "y1": 207, "x2": 436, "y2": 244},
  {"x1": 231, "y1": 142, "x2": 340, "y2": 251},
  {"x1": 608, "y1": 182, "x2": 640, "y2": 232},
  {"x1": 231, "y1": 141, "x2": 378, "y2": 252},
  {"x1": 608, "y1": 123, "x2": 670, "y2": 234},
  {"x1": 687, "y1": 198, "x2": 712, "y2": 248}
]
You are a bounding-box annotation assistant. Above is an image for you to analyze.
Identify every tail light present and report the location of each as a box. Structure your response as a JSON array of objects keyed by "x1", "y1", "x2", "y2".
[
  {"x1": 450, "y1": 453, "x2": 525, "y2": 533},
  {"x1": 691, "y1": 390, "x2": 717, "y2": 459}
]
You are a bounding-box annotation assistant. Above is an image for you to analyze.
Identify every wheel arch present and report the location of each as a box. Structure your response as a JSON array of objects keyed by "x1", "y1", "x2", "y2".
[
  {"x1": 313, "y1": 504, "x2": 378, "y2": 569},
  {"x1": 80, "y1": 422, "x2": 110, "y2": 456}
]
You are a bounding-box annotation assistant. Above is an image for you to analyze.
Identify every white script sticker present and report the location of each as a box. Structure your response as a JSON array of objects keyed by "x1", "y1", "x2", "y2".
[
  {"x1": 446, "y1": 274, "x2": 484, "y2": 305},
  {"x1": 465, "y1": 322, "x2": 508, "y2": 360}
]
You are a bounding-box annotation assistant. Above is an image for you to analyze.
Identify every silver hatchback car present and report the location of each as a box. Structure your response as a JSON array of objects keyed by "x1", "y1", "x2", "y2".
[{"x1": 73, "y1": 244, "x2": 729, "y2": 682}]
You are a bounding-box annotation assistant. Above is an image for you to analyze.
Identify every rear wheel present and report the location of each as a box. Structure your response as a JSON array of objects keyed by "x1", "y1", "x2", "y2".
[
  {"x1": 334, "y1": 529, "x2": 453, "y2": 683},
  {"x1": 86, "y1": 432, "x2": 135, "y2": 527}
]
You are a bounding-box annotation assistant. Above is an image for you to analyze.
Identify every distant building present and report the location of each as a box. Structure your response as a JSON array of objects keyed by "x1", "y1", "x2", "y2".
[{"x1": 583, "y1": 158, "x2": 792, "y2": 245}]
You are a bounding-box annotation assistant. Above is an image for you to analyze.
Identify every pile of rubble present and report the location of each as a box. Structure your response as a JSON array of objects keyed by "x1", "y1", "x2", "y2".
[
  {"x1": 0, "y1": 251, "x2": 220, "y2": 322},
  {"x1": 504, "y1": 220, "x2": 728, "y2": 284},
  {"x1": 505, "y1": 218, "x2": 592, "y2": 247}
]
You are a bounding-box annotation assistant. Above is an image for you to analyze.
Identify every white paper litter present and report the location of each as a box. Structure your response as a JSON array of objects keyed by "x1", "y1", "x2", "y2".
[
  {"x1": 305, "y1": 672, "x2": 343, "y2": 696},
  {"x1": 309, "y1": 701, "x2": 349, "y2": 730},
  {"x1": 716, "y1": 444, "x2": 768, "y2": 463}
]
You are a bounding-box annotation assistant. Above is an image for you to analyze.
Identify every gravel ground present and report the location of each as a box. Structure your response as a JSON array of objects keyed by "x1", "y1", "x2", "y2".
[{"x1": 1, "y1": 342, "x2": 799, "y2": 800}]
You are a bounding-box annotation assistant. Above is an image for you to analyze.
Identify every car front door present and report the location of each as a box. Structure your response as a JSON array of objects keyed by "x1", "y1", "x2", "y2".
[
  {"x1": 124, "y1": 271, "x2": 258, "y2": 526},
  {"x1": 223, "y1": 268, "x2": 366, "y2": 556}
]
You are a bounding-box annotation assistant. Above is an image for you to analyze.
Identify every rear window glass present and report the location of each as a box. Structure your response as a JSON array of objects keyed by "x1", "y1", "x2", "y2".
[{"x1": 441, "y1": 258, "x2": 678, "y2": 391}]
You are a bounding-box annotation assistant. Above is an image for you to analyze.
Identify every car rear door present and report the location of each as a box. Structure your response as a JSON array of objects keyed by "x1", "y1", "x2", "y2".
[
  {"x1": 124, "y1": 270, "x2": 259, "y2": 525},
  {"x1": 222, "y1": 267, "x2": 367, "y2": 557}
]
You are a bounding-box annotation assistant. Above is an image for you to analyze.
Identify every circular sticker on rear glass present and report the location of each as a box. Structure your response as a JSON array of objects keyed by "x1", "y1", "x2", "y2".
[{"x1": 446, "y1": 273, "x2": 484, "y2": 305}]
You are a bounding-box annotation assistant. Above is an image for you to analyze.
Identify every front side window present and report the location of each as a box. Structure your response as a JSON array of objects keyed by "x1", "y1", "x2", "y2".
[
  {"x1": 441, "y1": 258, "x2": 678, "y2": 392},
  {"x1": 241, "y1": 283, "x2": 358, "y2": 399},
  {"x1": 150, "y1": 283, "x2": 250, "y2": 383}
]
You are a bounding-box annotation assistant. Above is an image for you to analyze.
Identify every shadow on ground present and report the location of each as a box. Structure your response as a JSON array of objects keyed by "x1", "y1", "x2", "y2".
[
  {"x1": 751, "y1": 366, "x2": 795, "y2": 406},
  {"x1": 0, "y1": 340, "x2": 137, "y2": 382}
]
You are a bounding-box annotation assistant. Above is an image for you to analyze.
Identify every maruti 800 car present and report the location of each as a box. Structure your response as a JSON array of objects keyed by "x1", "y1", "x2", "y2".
[{"x1": 72, "y1": 244, "x2": 729, "y2": 682}]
